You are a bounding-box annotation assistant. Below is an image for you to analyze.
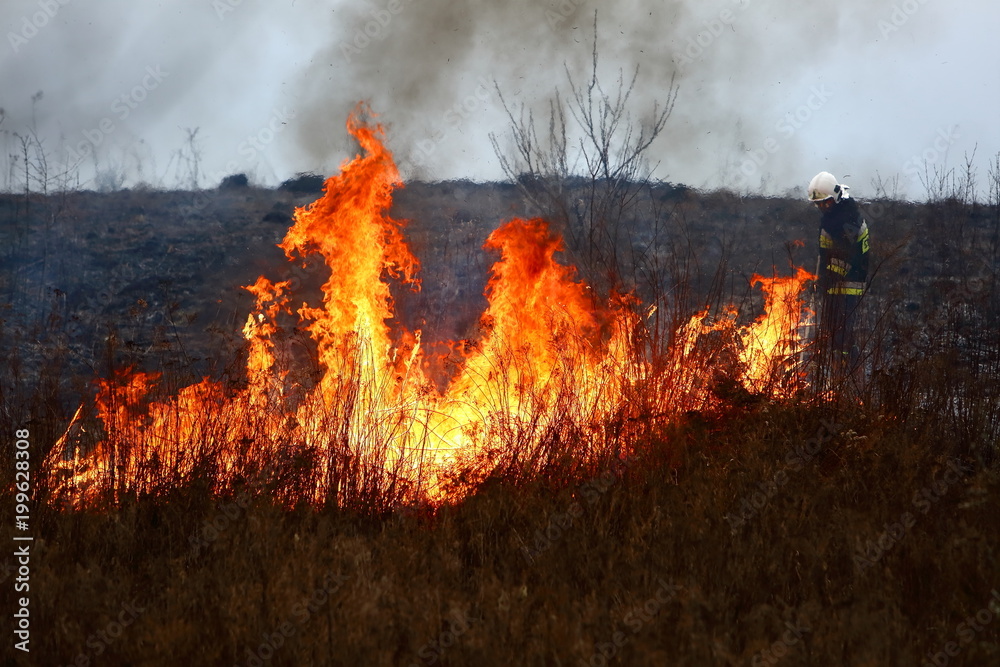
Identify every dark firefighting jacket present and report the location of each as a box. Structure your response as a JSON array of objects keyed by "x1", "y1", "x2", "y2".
[{"x1": 818, "y1": 196, "x2": 870, "y2": 296}]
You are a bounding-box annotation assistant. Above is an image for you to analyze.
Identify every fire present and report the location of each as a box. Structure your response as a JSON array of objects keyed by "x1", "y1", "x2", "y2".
[
  {"x1": 271, "y1": 107, "x2": 431, "y2": 498},
  {"x1": 449, "y1": 217, "x2": 599, "y2": 410},
  {"x1": 738, "y1": 267, "x2": 816, "y2": 395},
  {"x1": 279, "y1": 108, "x2": 419, "y2": 389},
  {"x1": 49, "y1": 107, "x2": 817, "y2": 507},
  {"x1": 426, "y1": 218, "x2": 638, "y2": 485},
  {"x1": 242, "y1": 276, "x2": 291, "y2": 403}
]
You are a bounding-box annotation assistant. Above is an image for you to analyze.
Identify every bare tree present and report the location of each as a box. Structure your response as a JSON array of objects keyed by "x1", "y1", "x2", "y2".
[
  {"x1": 490, "y1": 12, "x2": 678, "y2": 295},
  {"x1": 178, "y1": 127, "x2": 203, "y2": 189},
  {"x1": 8, "y1": 92, "x2": 79, "y2": 196}
]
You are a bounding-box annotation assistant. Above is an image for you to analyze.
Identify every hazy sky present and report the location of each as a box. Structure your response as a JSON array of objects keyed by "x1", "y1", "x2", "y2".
[{"x1": 2, "y1": 0, "x2": 997, "y2": 199}]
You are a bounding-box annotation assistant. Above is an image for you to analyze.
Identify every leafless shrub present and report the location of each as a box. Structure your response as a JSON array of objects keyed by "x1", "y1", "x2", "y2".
[{"x1": 489, "y1": 12, "x2": 677, "y2": 299}]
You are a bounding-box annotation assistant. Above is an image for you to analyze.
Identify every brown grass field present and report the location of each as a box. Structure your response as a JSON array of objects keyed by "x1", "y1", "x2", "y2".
[{"x1": 2, "y1": 176, "x2": 999, "y2": 666}]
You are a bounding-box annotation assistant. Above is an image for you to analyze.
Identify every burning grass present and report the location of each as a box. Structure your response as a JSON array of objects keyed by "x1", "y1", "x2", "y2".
[{"x1": 44, "y1": 108, "x2": 818, "y2": 509}]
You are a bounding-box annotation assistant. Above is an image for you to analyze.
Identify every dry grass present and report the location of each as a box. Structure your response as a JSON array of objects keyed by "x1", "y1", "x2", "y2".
[
  {"x1": 2, "y1": 180, "x2": 999, "y2": 665},
  {"x1": 7, "y1": 396, "x2": 999, "y2": 666}
]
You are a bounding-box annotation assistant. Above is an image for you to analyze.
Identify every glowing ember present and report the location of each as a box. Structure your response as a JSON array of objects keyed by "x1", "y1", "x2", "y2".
[{"x1": 50, "y1": 107, "x2": 816, "y2": 507}]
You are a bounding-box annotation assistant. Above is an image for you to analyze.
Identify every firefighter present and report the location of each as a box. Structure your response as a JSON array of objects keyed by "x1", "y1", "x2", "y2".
[{"x1": 807, "y1": 171, "x2": 870, "y2": 379}]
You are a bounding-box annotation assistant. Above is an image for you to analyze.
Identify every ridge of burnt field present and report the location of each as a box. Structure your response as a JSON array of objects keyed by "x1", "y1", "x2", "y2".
[{"x1": 2, "y1": 179, "x2": 995, "y2": 382}]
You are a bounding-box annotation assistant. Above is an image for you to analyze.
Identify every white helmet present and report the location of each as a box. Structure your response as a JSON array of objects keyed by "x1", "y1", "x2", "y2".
[{"x1": 807, "y1": 171, "x2": 847, "y2": 203}]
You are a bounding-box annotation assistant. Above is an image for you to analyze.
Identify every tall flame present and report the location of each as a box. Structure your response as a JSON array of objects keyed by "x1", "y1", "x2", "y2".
[{"x1": 280, "y1": 107, "x2": 419, "y2": 393}]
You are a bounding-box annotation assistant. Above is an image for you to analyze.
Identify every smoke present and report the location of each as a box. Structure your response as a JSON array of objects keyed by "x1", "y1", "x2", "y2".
[
  {"x1": 290, "y1": 0, "x2": 916, "y2": 190},
  {"x1": 0, "y1": 0, "x2": 974, "y2": 194}
]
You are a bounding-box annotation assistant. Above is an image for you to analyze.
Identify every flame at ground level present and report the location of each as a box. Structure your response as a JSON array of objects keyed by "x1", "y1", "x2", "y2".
[{"x1": 48, "y1": 108, "x2": 816, "y2": 507}]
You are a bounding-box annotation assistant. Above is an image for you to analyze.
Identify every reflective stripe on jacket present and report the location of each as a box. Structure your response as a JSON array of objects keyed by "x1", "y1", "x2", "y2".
[{"x1": 818, "y1": 197, "x2": 870, "y2": 296}]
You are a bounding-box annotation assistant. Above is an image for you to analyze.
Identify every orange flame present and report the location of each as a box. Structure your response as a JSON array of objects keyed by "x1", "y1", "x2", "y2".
[
  {"x1": 450, "y1": 217, "x2": 599, "y2": 406},
  {"x1": 739, "y1": 267, "x2": 817, "y2": 395},
  {"x1": 280, "y1": 106, "x2": 419, "y2": 392}
]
